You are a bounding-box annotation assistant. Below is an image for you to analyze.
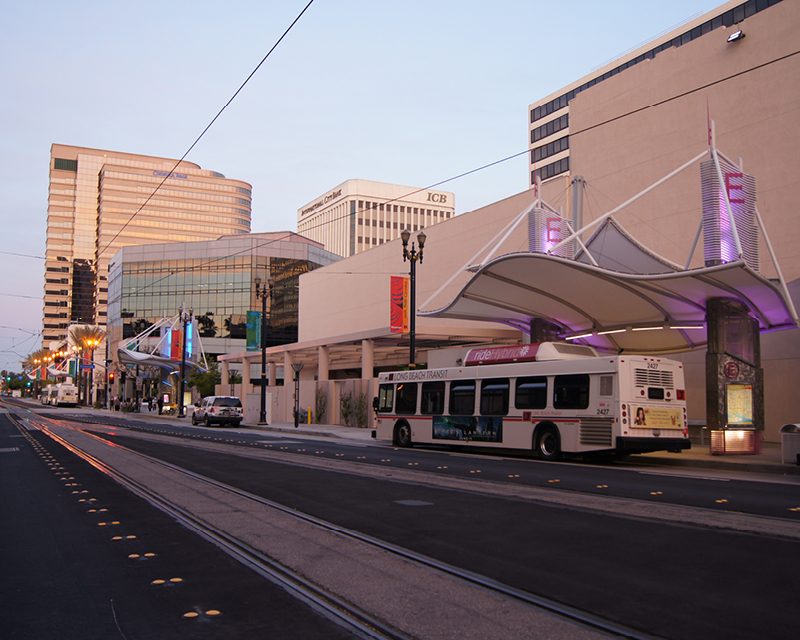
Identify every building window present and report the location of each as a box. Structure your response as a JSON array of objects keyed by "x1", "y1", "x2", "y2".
[
  {"x1": 531, "y1": 114, "x2": 569, "y2": 144},
  {"x1": 54, "y1": 158, "x2": 78, "y2": 172},
  {"x1": 532, "y1": 157, "x2": 570, "y2": 183},
  {"x1": 532, "y1": 136, "x2": 569, "y2": 163}
]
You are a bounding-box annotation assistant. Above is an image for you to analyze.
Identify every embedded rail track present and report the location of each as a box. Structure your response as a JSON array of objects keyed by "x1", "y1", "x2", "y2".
[{"x1": 8, "y1": 406, "x2": 664, "y2": 640}]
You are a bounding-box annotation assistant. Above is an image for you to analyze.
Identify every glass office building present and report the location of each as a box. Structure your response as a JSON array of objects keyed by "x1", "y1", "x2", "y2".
[
  {"x1": 106, "y1": 232, "x2": 340, "y2": 359},
  {"x1": 44, "y1": 144, "x2": 252, "y2": 346}
]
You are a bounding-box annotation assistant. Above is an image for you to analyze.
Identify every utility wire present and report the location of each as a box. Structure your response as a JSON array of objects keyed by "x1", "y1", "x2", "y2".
[
  {"x1": 0, "y1": 250, "x2": 45, "y2": 260},
  {"x1": 116, "y1": 148, "x2": 532, "y2": 303},
  {"x1": 96, "y1": 0, "x2": 316, "y2": 261},
  {"x1": 297, "y1": 148, "x2": 532, "y2": 237}
]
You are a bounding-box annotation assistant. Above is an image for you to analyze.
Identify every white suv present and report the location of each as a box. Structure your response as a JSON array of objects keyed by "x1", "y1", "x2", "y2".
[{"x1": 191, "y1": 396, "x2": 243, "y2": 427}]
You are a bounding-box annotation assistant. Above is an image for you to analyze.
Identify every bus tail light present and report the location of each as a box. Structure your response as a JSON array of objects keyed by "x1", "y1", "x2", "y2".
[{"x1": 677, "y1": 389, "x2": 685, "y2": 400}]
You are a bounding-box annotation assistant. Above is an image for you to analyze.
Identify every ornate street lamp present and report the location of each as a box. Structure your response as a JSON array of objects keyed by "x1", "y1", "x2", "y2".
[
  {"x1": 400, "y1": 229, "x2": 426, "y2": 368},
  {"x1": 254, "y1": 276, "x2": 275, "y2": 425}
]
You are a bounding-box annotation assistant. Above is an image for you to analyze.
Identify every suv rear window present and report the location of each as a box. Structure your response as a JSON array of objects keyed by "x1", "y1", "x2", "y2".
[{"x1": 213, "y1": 397, "x2": 242, "y2": 408}]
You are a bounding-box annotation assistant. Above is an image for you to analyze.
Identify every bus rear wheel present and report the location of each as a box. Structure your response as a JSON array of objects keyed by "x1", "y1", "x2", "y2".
[
  {"x1": 536, "y1": 426, "x2": 561, "y2": 461},
  {"x1": 395, "y1": 422, "x2": 412, "y2": 448}
]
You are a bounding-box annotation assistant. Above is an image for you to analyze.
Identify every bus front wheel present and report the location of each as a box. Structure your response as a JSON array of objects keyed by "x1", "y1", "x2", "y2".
[
  {"x1": 536, "y1": 426, "x2": 561, "y2": 461},
  {"x1": 395, "y1": 422, "x2": 413, "y2": 448}
]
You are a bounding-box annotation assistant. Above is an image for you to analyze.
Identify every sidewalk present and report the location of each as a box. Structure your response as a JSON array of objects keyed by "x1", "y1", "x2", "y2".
[
  {"x1": 14, "y1": 398, "x2": 800, "y2": 476},
  {"x1": 630, "y1": 441, "x2": 800, "y2": 476}
]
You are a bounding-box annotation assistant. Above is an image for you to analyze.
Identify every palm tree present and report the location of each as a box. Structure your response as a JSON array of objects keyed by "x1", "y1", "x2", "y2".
[
  {"x1": 22, "y1": 348, "x2": 53, "y2": 394},
  {"x1": 70, "y1": 325, "x2": 107, "y2": 406}
]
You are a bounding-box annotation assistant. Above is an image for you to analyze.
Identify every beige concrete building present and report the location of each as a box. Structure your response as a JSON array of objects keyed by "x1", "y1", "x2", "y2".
[
  {"x1": 44, "y1": 144, "x2": 252, "y2": 345},
  {"x1": 526, "y1": 0, "x2": 800, "y2": 441},
  {"x1": 221, "y1": 189, "x2": 533, "y2": 426},
  {"x1": 296, "y1": 179, "x2": 454, "y2": 258},
  {"x1": 221, "y1": 0, "x2": 799, "y2": 442}
]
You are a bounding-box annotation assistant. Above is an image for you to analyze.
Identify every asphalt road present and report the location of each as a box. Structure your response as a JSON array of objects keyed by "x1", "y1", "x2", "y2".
[
  {"x1": 5, "y1": 405, "x2": 800, "y2": 639},
  {"x1": 65, "y1": 408, "x2": 800, "y2": 521},
  {"x1": 0, "y1": 414, "x2": 358, "y2": 640},
  {"x1": 90, "y1": 424, "x2": 800, "y2": 640}
]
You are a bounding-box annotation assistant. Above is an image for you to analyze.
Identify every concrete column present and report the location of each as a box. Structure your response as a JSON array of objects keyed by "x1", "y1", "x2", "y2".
[
  {"x1": 268, "y1": 361, "x2": 277, "y2": 387},
  {"x1": 705, "y1": 297, "x2": 764, "y2": 436},
  {"x1": 319, "y1": 345, "x2": 330, "y2": 381},
  {"x1": 220, "y1": 359, "x2": 230, "y2": 396},
  {"x1": 362, "y1": 340, "x2": 375, "y2": 429},
  {"x1": 284, "y1": 351, "x2": 293, "y2": 423},
  {"x1": 361, "y1": 339, "x2": 374, "y2": 380}
]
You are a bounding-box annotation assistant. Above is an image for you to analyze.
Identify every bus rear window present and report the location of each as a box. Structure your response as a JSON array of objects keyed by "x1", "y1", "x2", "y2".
[
  {"x1": 449, "y1": 380, "x2": 475, "y2": 415},
  {"x1": 515, "y1": 376, "x2": 547, "y2": 409},
  {"x1": 395, "y1": 383, "x2": 418, "y2": 415},
  {"x1": 421, "y1": 381, "x2": 445, "y2": 415},
  {"x1": 554, "y1": 374, "x2": 590, "y2": 410},
  {"x1": 480, "y1": 378, "x2": 509, "y2": 415}
]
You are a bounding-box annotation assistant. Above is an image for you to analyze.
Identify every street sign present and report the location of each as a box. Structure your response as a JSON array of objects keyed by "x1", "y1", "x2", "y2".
[{"x1": 80, "y1": 364, "x2": 95, "y2": 370}]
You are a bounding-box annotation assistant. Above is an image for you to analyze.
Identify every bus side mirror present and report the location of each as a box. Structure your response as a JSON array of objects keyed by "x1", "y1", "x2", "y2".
[{"x1": 372, "y1": 397, "x2": 379, "y2": 411}]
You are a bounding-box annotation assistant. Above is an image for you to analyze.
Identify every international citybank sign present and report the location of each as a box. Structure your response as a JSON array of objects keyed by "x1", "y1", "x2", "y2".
[
  {"x1": 300, "y1": 188, "x2": 451, "y2": 218},
  {"x1": 301, "y1": 188, "x2": 344, "y2": 218}
]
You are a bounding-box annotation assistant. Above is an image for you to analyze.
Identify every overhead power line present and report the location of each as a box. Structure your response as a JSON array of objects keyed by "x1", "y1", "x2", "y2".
[{"x1": 96, "y1": 0, "x2": 316, "y2": 261}]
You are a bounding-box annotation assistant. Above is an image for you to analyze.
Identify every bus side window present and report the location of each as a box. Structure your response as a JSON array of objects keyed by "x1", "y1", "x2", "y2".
[
  {"x1": 600, "y1": 376, "x2": 614, "y2": 397},
  {"x1": 480, "y1": 378, "x2": 509, "y2": 415},
  {"x1": 553, "y1": 374, "x2": 590, "y2": 410},
  {"x1": 421, "y1": 381, "x2": 445, "y2": 415},
  {"x1": 515, "y1": 376, "x2": 547, "y2": 409},
  {"x1": 449, "y1": 380, "x2": 475, "y2": 415},
  {"x1": 377, "y1": 384, "x2": 394, "y2": 413},
  {"x1": 395, "y1": 383, "x2": 418, "y2": 415}
]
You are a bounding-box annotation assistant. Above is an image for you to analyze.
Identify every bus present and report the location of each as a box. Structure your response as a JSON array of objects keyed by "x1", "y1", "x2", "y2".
[
  {"x1": 41, "y1": 386, "x2": 55, "y2": 405},
  {"x1": 47, "y1": 383, "x2": 78, "y2": 407},
  {"x1": 373, "y1": 342, "x2": 690, "y2": 460}
]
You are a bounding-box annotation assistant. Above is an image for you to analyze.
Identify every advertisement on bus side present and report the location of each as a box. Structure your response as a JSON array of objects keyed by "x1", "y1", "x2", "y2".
[{"x1": 432, "y1": 416, "x2": 503, "y2": 443}]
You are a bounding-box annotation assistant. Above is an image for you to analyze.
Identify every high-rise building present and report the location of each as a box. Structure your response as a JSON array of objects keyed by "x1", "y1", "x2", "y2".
[
  {"x1": 527, "y1": 0, "x2": 785, "y2": 187},
  {"x1": 44, "y1": 144, "x2": 252, "y2": 345},
  {"x1": 296, "y1": 179, "x2": 455, "y2": 257}
]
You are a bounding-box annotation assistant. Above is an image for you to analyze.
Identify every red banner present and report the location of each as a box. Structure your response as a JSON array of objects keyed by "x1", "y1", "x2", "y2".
[
  {"x1": 390, "y1": 276, "x2": 409, "y2": 333},
  {"x1": 170, "y1": 329, "x2": 183, "y2": 361}
]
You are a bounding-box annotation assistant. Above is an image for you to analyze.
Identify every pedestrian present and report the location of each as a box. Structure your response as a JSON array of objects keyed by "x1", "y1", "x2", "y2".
[
  {"x1": 157, "y1": 395, "x2": 163, "y2": 415},
  {"x1": 114, "y1": 396, "x2": 120, "y2": 412}
]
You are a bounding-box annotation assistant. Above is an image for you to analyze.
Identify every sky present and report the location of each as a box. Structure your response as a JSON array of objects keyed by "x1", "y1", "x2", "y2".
[{"x1": 0, "y1": 0, "x2": 713, "y2": 372}]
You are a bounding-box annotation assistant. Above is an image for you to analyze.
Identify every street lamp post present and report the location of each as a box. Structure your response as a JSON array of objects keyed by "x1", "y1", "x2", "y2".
[
  {"x1": 291, "y1": 362, "x2": 304, "y2": 428},
  {"x1": 400, "y1": 229, "x2": 426, "y2": 368},
  {"x1": 87, "y1": 339, "x2": 99, "y2": 407},
  {"x1": 254, "y1": 276, "x2": 275, "y2": 425}
]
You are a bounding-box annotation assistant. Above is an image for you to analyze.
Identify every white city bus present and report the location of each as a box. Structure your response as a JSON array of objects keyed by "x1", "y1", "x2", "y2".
[
  {"x1": 373, "y1": 342, "x2": 690, "y2": 460},
  {"x1": 48, "y1": 383, "x2": 78, "y2": 407}
]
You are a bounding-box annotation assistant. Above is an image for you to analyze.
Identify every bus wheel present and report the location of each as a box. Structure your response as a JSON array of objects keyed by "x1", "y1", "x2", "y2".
[
  {"x1": 536, "y1": 426, "x2": 561, "y2": 461},
  {"x1": 395, "y1": 422, "x2": 412, "y2": 448}
]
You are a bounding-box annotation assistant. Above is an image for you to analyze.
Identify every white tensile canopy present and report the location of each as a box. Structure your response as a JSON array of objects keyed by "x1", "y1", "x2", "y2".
[{"x1": 420, "y1": 134, "x2": 798, "y2": 354}]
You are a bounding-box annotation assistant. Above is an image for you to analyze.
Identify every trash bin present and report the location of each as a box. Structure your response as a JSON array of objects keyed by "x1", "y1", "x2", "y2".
[{"x1": 780, "y1": 424, "x2": 800, "y2": 465}]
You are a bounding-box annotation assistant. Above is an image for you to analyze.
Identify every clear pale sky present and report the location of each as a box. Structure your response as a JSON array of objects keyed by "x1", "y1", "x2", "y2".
[{"x1": 0, "y1": 0, "x2": 712, "y2": 371}]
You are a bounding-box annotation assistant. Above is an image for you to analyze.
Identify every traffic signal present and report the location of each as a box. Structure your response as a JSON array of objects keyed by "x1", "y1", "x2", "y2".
[{"x1": 109, "y1": 372, "x2": 115, "y2": 383}]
